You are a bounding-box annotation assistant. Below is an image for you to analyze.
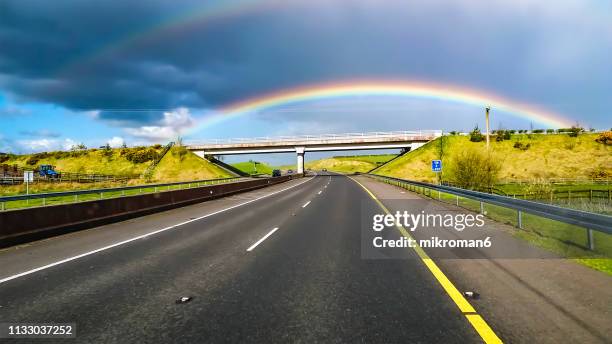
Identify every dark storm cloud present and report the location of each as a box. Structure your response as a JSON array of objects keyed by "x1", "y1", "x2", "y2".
[{"x1": 0, "y1": 0, "x2": 610, "y2": 127}]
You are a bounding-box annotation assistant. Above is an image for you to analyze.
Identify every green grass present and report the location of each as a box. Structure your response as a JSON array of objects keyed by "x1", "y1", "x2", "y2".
[
  {"x1": 376, "y1": 133, "x2": 612, "y2": 183},
  {"x1": 0, "y1": 178, "x2": 239, "y2": 211},
  {"x1": 0, "y1": 147, "x2": 232, "y2": 200},
  {"x1": 230, "y1": 161, "x2": 275, "y2": 175},
  {"x1": 151, "y1": 147, "x2": 229, "y2": 182},
  {"x1": 1, "y1": 148, "x2": 161, "y2": 176},
  {"x1": 384, "y1": 179, "x2": 612, "y2": 275},
  {"x1": 302, "y1": 154, "x2": 396, "y2": 174}
]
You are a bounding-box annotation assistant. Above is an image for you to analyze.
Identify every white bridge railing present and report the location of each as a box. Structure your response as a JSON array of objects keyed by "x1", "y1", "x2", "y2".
[{"x1": 187, "y1": 130, "x2": 442, "y2": 147}]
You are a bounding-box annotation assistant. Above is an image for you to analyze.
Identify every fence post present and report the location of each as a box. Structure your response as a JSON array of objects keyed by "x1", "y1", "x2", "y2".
[
  {"x1": 480, "y1": 201, "x2": 484, "y2": 214},
  {"x1": 517, "y1": 210, "x2": 523, "y2": 229},
  {"x1": 42, "y1": 197, "x2": 46, "y2": 206},
  {"x1": 74, "y1": 194, "x2": 78, "y2": 203},
  {"x1": 1, "y1": 202, "x2": 4, "y2": 211},
  {"x1": 456, "y1": 195, "x2": 459, "y2": 206},
  {"x1": 587, "y1": 229, "x2": 595, "y2": 250}
]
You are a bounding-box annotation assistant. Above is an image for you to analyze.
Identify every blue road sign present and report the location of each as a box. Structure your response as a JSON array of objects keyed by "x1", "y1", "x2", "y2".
[{"x1": 431, "y1": 160, "x2": 442, "y2": 172}]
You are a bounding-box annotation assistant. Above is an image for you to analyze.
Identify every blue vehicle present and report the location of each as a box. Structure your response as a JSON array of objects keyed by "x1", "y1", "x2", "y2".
[{"x1": 38, "y1": 165, "x2": 60, "y2": 178}]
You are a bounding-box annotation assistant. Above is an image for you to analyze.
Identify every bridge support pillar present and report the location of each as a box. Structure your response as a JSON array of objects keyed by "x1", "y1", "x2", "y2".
[{"x1": 296, "y1": 146, "x2": 305, "y2": 174}]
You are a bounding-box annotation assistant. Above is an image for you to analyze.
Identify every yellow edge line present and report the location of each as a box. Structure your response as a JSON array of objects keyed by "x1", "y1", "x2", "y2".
[{"x1": 350, "y1": 176, "x2": 503, "y2": 344}]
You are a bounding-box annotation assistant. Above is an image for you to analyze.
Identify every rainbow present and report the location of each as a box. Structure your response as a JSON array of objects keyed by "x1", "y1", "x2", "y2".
[{"x1": 188, "y1": 80, "x2": 574, "y2": 132}]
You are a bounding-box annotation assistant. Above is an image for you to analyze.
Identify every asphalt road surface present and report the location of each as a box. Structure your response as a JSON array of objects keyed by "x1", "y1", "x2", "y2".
[{"x1": 0, "y1": 173, "x2": 610, "y2": 343}]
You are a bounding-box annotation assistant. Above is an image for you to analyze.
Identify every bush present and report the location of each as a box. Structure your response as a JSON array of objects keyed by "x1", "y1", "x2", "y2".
[
  {"x1": 589, "y1": 166, "x2": 611, "y2": 178},
  {"x1": 469, "y1": 126, "x2": 484, "y2": 142},
  {"x1": 122, "y1": 147, "x2": 159, "y2": 163},
  {"x1": 449, "y1": 131, "x2": 457, "y2": 135},
  {"x1": 567, "y1": 126, "x2": 584, "y2": 137},
  {"x1": 26, "y1": 156, "x2": 39, "y2": 166},
  {"x1": 0, "y1": 155, "x2": 9, "y2": 163},
  {"x1": 532, "y1": 129, "x2": 544, "y2": 133},
  {"x1": 594, "y1": 131, "x2": 612, "y2": 145},
  {"x1": 450, "y1": 148, "x2": 502, "y2": 191},
  {"x1": 152, "y1": 144, "x2": 162, "y2": 149},
  {"x1": 513, "y1": 142, "x2": 530, "y2": 150},
  {"x1": 546, "y1": 129, "x2": 555, "y2": 133}
]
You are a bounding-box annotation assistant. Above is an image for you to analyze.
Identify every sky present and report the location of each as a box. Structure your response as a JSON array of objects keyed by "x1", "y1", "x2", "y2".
[{"x1": 0, "y1": 0, "x2": 610, "y2": 164}]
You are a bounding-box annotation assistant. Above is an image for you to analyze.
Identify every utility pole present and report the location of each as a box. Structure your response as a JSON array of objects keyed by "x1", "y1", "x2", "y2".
[{"x1": 485, "y1": 106, "x2": 491, "y2": 149}]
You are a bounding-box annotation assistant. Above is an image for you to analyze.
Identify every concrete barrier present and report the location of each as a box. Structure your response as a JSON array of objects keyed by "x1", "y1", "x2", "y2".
[{"x1": 0, "y1": 175, "x2": 299, "y2": 247}]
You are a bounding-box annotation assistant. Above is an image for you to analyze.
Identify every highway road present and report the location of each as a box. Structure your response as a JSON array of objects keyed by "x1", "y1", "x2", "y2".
[{"x1": 0, "y1": 173, "x2": 610, "y2": 343}]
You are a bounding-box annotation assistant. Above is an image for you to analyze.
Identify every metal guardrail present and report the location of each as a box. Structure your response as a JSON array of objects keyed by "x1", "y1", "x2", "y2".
[
  {"x1": 187, "y1": 130, "x2": 442, "y2": 146},
  {"x1": 368, "y1": 174, "x2": 612, "y2": 250},
  {"x1": 0, "y1": 177, "x2": 241, "y2": 210}
]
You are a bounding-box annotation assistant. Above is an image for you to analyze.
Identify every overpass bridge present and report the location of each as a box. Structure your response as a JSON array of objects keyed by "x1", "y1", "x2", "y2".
[{"x1": 187, "y1": 130, "x2": 441, "y2": 173}]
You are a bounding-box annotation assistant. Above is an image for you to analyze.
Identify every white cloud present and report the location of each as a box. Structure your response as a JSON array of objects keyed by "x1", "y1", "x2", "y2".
[
  {"x1": 107, "y1": 136, "x2": 125, "y2": 148},
  {"x1": 125, "y1": 107, "x2": 195, "y2": 141},
  {"x1": 14, "y1": 138, "x2": 81, "y2": 153}
]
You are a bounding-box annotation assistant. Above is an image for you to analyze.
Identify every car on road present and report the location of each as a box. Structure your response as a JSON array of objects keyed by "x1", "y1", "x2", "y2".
[
  {"x1": 287, "y1": 169, "x2": 293, "y2": 174},
  {"x1": 272, "y1": 169, "x2": 281, "y2": 177}
]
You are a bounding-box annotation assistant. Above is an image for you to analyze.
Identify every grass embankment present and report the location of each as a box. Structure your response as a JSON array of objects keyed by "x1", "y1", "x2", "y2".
[
  {"x1": 151, "y1": 147, "x2": 229, "y2": 182},
  {"x1": 1, "y1": 147, "x2": 163, "y2": 176},
  {"x1": 375, "y1": 134, "x2": 612, "y2": 274},
  {"x1": 230, "y1": 161, "x2": 275, "y2": 175},
  {"x1": 0, "y1": 147, "x2": 231, "y2": 198},
  {"x1": 304, "y1": 155, "x2": 396, "y2": 174},
  {"x1": 376, "y1": 133, "x2": 611, "y2": 182}
]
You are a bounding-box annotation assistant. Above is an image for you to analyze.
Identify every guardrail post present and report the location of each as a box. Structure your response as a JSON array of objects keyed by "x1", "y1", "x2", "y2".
[
  {"x1": 517, "y1": 210, "x2": 523, "y2": 229},
  {"x1": 586, "y1": 229, "x2": 595, "y2": 251},
  {"x1": 74, "y1": 195, "x2": 78, "y2": 202},
  {"x1": 456, "y1": 195, "x2": 459, "y2": 206},
  {"x1": 42, "y1": 197, "x2": 46, "y2": 206},
  {"x1": 480, "y1": 201, "x2": 484, "y2": 214},
  {"x1": 100, "y1": 192, "x2": 103, "y2": 199},
  {"x1": 1, "y1": 202, "x2": 4, "y2": 211}
]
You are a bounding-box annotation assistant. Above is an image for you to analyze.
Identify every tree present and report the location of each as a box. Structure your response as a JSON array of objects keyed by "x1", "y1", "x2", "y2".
[{"x1": 469, "y1": 125, "x2": 484, "y2": 142}]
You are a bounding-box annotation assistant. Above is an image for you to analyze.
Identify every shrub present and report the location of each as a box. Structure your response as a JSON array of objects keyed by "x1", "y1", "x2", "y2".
[
  {"x1": 26, "y1": 156, "x2": 39, "y2": 166},
  {"x1": 513, "y1": 142, "x2": 530, "y2": 150},
  {"x1": 508, "y1": 130, "x2": 516, "y2": 134},
  {"x1": 589, "y1": 166, "x2": 611, "y2": 178},
  {"x1": 450, "y1": 148, "x2": 502, "y2": 191},
  {"x1": 449, "y1": 131, "x2": 457, "y2": 135},
  {"x1": 469, "y1": 126, "x2": 484, "y2": 142},
  {"x1": 532, "y1": 129, "x2": 544, "y2": 133},
  {"x1": 567, "y1": 126, "x2": 584, "y2": 137},
  {"x1": 122, "y1": 147, "x2": 159, "y2": 163},
  {"x1": 152, "y1": 144, "x2": 162, "y2": 149},
  {"x1": 594, "y1": 131, "x2": 612, "y2": 145},
  {"x1": 0, "y1": 155, "x2": 9, "y2": 163},
  {"x1": 546, "y1": 129, "x2": 555, "y2": 133}
]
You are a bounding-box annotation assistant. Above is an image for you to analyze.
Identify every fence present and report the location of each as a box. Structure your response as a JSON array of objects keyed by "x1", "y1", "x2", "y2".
[
  {"x1": 0, "y1": 177, "x2": 241, "y2": 211},
  {"x1": 368, "y1": 174, "x2": 612, "y2": 251}
]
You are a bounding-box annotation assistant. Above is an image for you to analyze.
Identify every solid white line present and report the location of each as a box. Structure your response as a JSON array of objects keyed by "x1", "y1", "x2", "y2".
[
  {"x1": 246, "y1": 227, "x2": 279, "y2": 252},
  {"x1": 302, "y1": 201, "x2": 311, "y2": 208},
  {"x1": 0, "y1": 176, "x2": 315, "y2": 285},
  {"x1": 317, "y1": 191, "x2": 322, "y2": 195}
]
